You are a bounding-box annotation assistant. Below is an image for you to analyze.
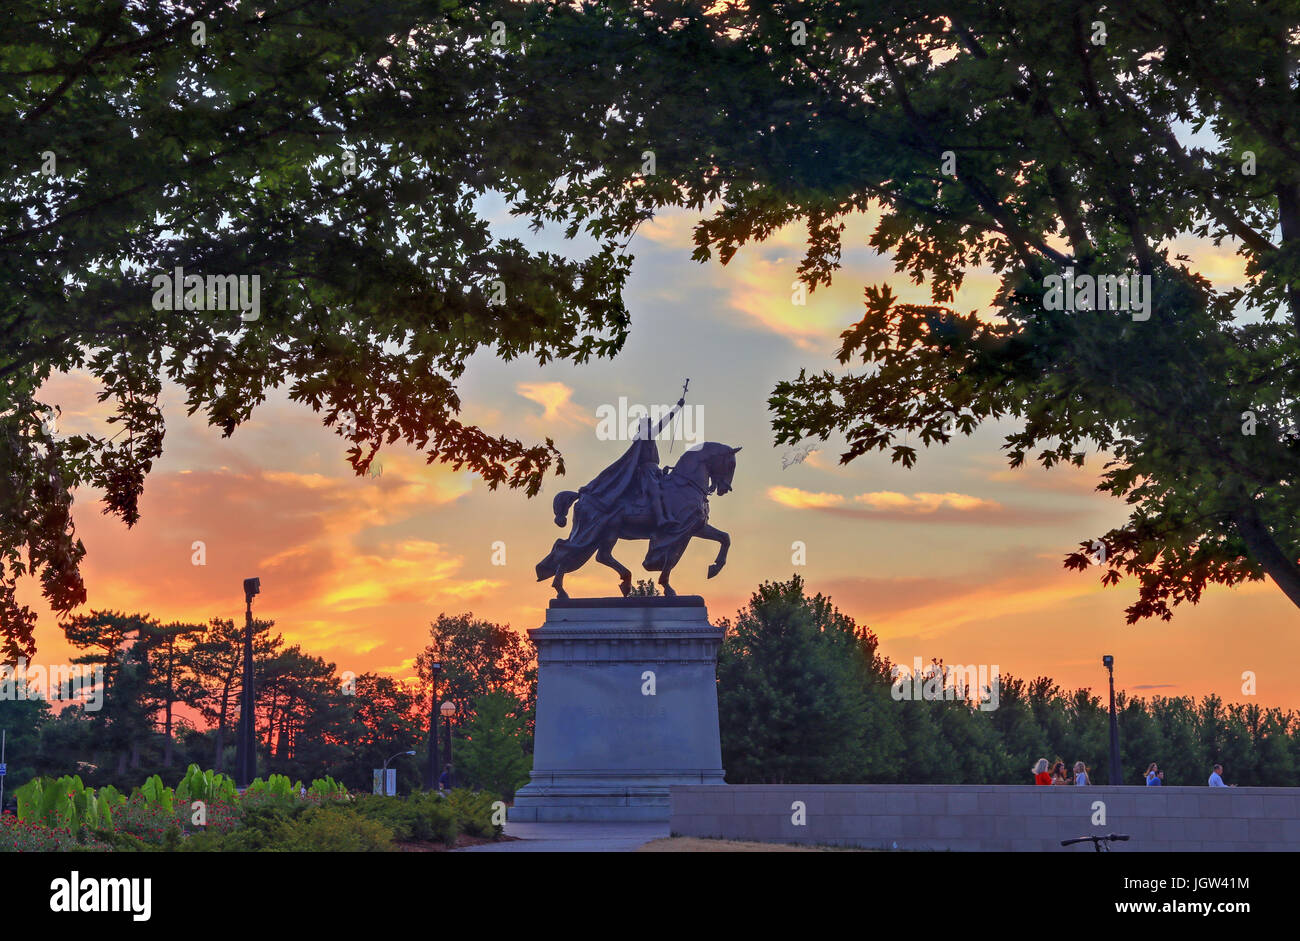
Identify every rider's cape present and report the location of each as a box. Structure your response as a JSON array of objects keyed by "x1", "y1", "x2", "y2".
[{"x1": 576, "y1": 435, "x2": 660, "y2": 512}]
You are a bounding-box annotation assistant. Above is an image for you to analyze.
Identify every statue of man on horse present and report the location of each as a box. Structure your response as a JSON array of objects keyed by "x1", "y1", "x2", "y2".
[{"x1": 535, "y1": 382, "x2": 741, "y2": 599}]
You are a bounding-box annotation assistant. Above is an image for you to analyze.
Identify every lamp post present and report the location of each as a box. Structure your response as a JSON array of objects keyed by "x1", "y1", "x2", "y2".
[
  {"x1": 424, "y1": 661, "x2": 441, "y2": 790},
  {"x1": 235, "y1": 577, "x2": 260, "y2": 788},
  {"x1": 1104, "y1": 654, "x2": 1122, "y2": 785},
  {"x1": 440, "y1": 700, "x2": 457, "y2": 788},
  {"x1": 382, "y1": 749, "x2": 415, "y2": 796}
]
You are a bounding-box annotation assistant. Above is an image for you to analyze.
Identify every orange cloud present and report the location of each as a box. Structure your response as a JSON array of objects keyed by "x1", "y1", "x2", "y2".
[
  {"x1": 22, "y1": 455, "x2": 487, "y2": 669},
  {"x1": 855, "y1": 491, "x2": 1000, "y2": 513},
  {"x1": 767, "y1": 485, "x2": 846, "y2": 509},
  {"x1": 768, "y1": 485, "x2": 1077, "y2": 526},
  {"x1": 516, "y1": 381, "x2": 584, "y2": 426},
  {"x1": 769, "y1": 486, "x2": 999, "y2": 514}
]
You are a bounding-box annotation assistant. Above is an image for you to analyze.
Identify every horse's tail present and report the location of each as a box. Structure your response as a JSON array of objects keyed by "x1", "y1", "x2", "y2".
[{"x1": 553, "y1": 490, "x2": 580, "y2": 526}]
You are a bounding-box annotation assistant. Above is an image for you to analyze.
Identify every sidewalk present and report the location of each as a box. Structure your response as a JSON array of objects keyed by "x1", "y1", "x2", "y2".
[{"x1": 456, "y1": 820, "x2": 669, "y2": 852}]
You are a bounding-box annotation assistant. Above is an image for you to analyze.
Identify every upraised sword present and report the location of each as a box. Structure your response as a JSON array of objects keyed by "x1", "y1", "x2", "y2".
[{"x1": 645, "y1": 378, "x2": 690, "y2": 446}]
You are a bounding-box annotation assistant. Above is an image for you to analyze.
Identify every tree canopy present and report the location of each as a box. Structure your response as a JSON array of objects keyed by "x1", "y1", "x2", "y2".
[
  {"x1": 486, "y1": 0, "x2": 1300, "y2": 622},
  {"x1": 1, "y1": 0, "x2": 631, "y2": 657},
  {"x1": 8, "y1": 0, "x2": 1300, "y2": 652}
]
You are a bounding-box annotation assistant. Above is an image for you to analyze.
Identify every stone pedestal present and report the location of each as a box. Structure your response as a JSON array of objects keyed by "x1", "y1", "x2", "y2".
[{"x1": 510, "y1": 596, "x2": 726, "y2": 822}]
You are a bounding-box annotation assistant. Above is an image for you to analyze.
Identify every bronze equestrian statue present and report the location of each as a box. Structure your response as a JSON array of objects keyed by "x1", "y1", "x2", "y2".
[{"x1": 536, "y1": 385, "x2": 740, "y2": 599}]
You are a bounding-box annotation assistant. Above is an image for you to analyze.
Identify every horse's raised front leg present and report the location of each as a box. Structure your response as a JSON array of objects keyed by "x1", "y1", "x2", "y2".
[
  {"x1": 697, "y1": 524, "x2": 731, "y2": 579},
  {"x1": 595, "y1": 537, "x2": 633, "y2": 597}
]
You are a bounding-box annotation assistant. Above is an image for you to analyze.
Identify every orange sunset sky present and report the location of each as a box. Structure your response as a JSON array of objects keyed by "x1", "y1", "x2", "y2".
[{"x1": 17, "y1": 202, "x2": 1300, "y2": 711}]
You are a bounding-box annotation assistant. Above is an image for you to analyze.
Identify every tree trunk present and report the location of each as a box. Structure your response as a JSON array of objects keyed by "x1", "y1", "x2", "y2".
[
  {"x1": 1232, "y1": 506, "x2": 1300, "y2": 609},
  {"x1": 276, "y1": 707, "x2": 292, "y2": 759},
  {"x1": 215, "y1": 675, "x2": 232, "y2": 772},
  {"x1": 265, "y1": 685, "x2": 278, "y2": 754},
  {"x1": 163, "y1": 639, "x2": 175, "y2": 767},
  {"x1": 1276, "y1": 183, "x2": 1300, "y2": 338},
  {"x1": 276, "y1": 704, "x2": 290, "y2": 759}
]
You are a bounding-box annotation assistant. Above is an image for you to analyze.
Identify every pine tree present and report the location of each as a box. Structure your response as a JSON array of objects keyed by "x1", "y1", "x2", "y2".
[{"x1": 456, "y1": 691, "x2": 532, "y2": 799}]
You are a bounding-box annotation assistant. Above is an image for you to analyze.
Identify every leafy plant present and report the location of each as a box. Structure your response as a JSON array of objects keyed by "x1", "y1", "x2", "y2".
[
  {"x1": 139, "y1": 775, "x2": 174, "y2": 815},
  {"x1": 96, "y1": 785, "x2": 125, "y2": 827},
  {"x1": 15, "y1": 775, "x2": 110, "y2": 832},
  {"x1": 245, "y1": 773, "x2": 294, "y2": 800},
  {"x1": 307, "y1": 776, "x2": 350, "y2": 801},
  {"x1": 175, "y1": 764, "x2": 237, "y2": 805}
]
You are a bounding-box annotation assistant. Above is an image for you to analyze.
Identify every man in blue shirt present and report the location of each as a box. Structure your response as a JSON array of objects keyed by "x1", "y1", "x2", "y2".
[{"x1": 1208, "y1": 763, "x2": 1227, "y2": 787}]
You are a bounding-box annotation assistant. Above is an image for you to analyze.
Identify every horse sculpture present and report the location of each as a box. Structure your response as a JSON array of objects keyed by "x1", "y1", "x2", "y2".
[{"x1": 535, "y1": 390, "x2": 739, "y2": 599}]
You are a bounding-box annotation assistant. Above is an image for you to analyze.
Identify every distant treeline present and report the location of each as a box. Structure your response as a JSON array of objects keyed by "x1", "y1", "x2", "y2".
[
  {"x1": 718, "y1": 577, "x2": 1299, "y2": 787},
  {"x1": 3, "y1": 577, "x2": 1295, "y2": 794},
  {"x1": 0, "y1": 612, "x2": 535, "y2": 799}
]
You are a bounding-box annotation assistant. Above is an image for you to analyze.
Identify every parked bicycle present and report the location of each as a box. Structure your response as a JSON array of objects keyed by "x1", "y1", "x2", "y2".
[{"x1": 1060, "y1": 833, "x2": 1130, "y2": 852}]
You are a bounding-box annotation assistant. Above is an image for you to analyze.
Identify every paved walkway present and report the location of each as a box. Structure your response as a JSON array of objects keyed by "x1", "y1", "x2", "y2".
[{"x1": 456, "y1": 821, "x2": 669, "y2": 852}]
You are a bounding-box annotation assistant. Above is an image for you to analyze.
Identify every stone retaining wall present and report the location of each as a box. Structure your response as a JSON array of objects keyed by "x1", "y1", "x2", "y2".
[{"x1": 669, "y1": 784, "x2": 1300, "y2": 851}]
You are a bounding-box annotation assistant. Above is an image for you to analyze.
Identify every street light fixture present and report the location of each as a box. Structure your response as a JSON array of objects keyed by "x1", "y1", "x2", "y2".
[
  {"x1": 425, "y1": 661, "x2": 442, "y2": 790},
  {"x1": 1103, "y1": 655, "x2": 1122, "y2": 785},
  {"x1": 235, "y1": 577, "x2": 260, "y2": 788},
  {"x1": 440, "y1": 700, "x2": 457, "y2": 788}
]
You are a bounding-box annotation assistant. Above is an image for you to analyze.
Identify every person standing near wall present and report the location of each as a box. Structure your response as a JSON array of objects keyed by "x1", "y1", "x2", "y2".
[{"x1": 1208, "y1": 763, "x2": 1234, "y2": 787}]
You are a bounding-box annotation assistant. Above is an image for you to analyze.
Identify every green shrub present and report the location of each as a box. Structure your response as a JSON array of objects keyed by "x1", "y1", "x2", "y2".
[
  {"x1": 180, "y1": 801, "x2": 306, "y2": 852},
  {"x1": 89, "y1": 827, "x2": 151, "y2": 852},
  {"x1": 353, "y1": 792, "x2": 457, "y2": 844},
  {"x1": 445, "y1": 788, "x2": 503, "y2": 838},
  {"x1": 12, "y1": 769, "x2": 499, "y2": 851},
  {"x1": 277, "y1": 805, "x2": 393, "y2": 852}
]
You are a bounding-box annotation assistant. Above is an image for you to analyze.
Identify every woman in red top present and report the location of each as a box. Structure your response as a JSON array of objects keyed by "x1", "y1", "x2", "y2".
[{"x1": 1033, "y1": 758, "x2": 1053, "y2": 785}]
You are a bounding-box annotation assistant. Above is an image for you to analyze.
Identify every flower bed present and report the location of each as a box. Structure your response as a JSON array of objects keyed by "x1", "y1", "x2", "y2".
[{"x1": 2, "y1": 765, "x2": 503, "y2": 852}]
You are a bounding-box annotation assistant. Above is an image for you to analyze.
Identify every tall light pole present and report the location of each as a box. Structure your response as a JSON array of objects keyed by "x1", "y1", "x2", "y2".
[
  {"x1": 1104, "y1": 654, "x2": 1122, "y2": 785},
  {"x1": 441, "y1": 700, "x2": 457, "y2": 788},
  {"x1": 235, "y1": 577, "x2": 260, "y2": 788},
  {"x1": 424, "y1": 661, "x2": 441, "y2": 790}
]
